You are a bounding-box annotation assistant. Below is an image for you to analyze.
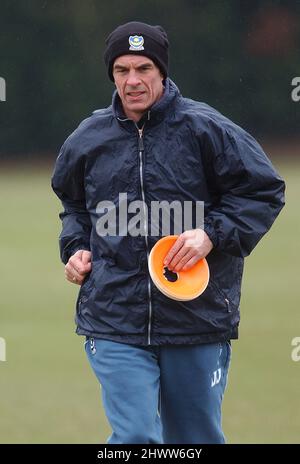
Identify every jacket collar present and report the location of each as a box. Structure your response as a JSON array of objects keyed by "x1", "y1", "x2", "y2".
[{"x1": 112, "y1": 78, "x2": 180, "y2": 125}]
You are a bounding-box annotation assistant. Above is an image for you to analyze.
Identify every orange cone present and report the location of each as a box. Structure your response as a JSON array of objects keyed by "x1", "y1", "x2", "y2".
[{"x1": 148, "y1": 235, "x2": 210, "y2": 301}]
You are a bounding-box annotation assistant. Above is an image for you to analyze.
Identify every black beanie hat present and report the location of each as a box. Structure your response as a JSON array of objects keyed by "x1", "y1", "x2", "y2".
[{"x1": 104, "y1": 21, "x2": 169, "y2": 81}]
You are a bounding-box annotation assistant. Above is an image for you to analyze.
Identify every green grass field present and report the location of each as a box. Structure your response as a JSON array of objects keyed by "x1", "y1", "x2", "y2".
[{"x1": 0, "y1": 160, "x2": 299, "y2": 443}]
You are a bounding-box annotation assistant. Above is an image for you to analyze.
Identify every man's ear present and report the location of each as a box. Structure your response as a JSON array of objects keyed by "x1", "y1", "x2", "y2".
[{"x1": 160, "y1": 72, "x2": 166, "y2": 86}]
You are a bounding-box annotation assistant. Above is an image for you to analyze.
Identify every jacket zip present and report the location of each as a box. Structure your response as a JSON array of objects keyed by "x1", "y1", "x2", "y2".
[
  {"x1": 136, "y1": 124, "x2": 153, "y2": 345},
  {"x1": 225, "y1": 298, "x2": 231, "y2": 312},
  {"x1": 210, "y1": 280, "x2": 232, "y2": 312}
]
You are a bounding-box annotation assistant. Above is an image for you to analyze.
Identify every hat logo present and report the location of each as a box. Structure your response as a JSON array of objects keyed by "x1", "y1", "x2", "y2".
[{"x1": 129, "y1": 35, "x2": 144, "y2": 51}]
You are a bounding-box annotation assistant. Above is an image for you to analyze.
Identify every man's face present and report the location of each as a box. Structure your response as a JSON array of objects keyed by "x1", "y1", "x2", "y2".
[{"x1": 113, "y1": 55, "x2": 164, "y2": 122}]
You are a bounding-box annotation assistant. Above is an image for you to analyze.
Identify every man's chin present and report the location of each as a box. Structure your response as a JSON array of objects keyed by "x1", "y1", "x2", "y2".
[{"x1": 126, "y1": 102, "x2": 148, "y2": 112}]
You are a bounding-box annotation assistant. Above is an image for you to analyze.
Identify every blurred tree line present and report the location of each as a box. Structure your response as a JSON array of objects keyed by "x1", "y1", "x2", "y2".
[{"x1": 0, "y1": 0, "x2": 299, "y2": 158}]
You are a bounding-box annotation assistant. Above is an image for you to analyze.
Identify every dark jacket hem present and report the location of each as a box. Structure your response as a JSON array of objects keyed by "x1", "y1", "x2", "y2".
[{"x1": 76, "y1": 326, "x2": 238, "y2": 346}]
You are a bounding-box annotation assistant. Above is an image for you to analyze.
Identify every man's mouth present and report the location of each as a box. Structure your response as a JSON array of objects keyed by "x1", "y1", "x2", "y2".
[{"x1": 127, "y1": 91, "x2": 145, "y2": 98}]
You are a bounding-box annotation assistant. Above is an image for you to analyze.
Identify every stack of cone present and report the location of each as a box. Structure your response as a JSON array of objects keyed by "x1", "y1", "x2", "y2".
[{"x1": 148, "y1": 235, "x2": 210, "y2": 301}]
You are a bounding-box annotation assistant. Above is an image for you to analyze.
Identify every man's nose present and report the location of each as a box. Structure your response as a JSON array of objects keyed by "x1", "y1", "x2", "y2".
[{"x1": 126, "y1": 71, "x2": 141, "y2": 86}]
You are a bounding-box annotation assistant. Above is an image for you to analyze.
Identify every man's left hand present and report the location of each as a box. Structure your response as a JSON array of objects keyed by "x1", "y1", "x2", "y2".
[{"x1": 163, "y1": 229, "x2": 213, "y2": 272}]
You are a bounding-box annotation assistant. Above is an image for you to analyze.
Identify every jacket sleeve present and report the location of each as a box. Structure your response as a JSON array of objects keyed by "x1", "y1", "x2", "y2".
[
  {"x1": 200, "y1": 122, "x2": 285, "y2": 257},
  {"x1": 51, "y1": 138, "x2": 92, "y2": 264}
]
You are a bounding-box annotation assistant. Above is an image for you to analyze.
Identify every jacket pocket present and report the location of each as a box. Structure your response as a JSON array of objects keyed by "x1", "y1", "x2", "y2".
[
  {"x1": 75, "y1": 261, "x2": 102, "y2": 313},
  {"x1": 76, "y1": 276, "x2": 92, "y2": 313},
  {"x1": 76, "y1": 257, "x2": 116, "y2": 314},
  {"x1": 205, "y1": 279, "x2": 233, "y2": 313}
]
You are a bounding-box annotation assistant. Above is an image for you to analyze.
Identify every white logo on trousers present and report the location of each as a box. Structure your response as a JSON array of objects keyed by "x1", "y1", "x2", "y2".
[{"x1": 211, "y1": 368, "x2": 221, "y2": 387}]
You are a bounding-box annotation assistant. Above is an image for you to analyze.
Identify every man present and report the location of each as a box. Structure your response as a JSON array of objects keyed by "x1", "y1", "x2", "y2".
[{"x1": 51, "y1": 22, "x2": 285, "y2": 444}]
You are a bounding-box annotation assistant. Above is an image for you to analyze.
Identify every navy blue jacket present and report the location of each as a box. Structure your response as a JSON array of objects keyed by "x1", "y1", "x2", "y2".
[{"x1": 51, "y1": 78, "x2": 285, "y2": 346}]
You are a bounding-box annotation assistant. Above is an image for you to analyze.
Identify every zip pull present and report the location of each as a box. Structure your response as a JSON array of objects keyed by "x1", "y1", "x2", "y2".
[
  {"x1": 225, "y1": 298, "x2": 231, "y2": 313},
  {"x1": 90, "y1": 337, "x2": 96, "y2": 355},
  {"x1": 138, "y1": 127, "x2": 144, "y2": 152}
]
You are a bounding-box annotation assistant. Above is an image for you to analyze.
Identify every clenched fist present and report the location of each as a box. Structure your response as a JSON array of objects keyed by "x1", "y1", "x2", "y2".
[{"x1": 65, "y1": 250, "x2": 92, "y2": 285}]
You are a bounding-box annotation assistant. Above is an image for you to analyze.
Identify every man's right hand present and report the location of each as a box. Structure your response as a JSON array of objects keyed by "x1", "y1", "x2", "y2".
[{"x1": 65, "y1": 250, "x2": 92, "y2": 285}]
